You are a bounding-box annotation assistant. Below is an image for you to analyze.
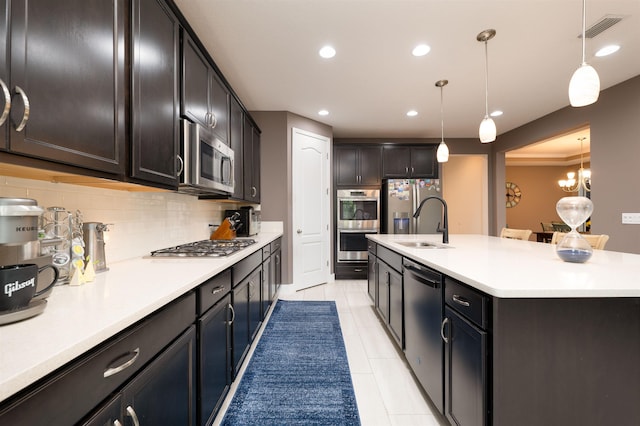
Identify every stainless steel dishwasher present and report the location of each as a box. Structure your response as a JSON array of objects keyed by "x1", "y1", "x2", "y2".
[{"x1": 403, "y1": 258, "x2": 444, "y2": 414}]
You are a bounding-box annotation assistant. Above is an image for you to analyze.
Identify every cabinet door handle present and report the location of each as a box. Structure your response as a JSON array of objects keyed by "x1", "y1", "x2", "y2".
[
  {"x1": 0, "y1": 78, "x2": 10, "y2": 126},
  {"x1": 126, "y1": 406, "x2": 140, "y2": 426},
  {"x1": 405, "y1": 167, "x2": 409, "y2": 173},
  {"x1": 103, "y1": 348, "x2": 140, "y2": 378},
  {"x1": 13, "y1": 86, "x2": 30, "y2": 132},
  {"x1": 251, "y1": 186, "x2": 257, "y2": 197},
  {"x1": 452, "y1": 294, "x2": 470, "y2": 307},
  {"x1": 211, "y1": 285, "x2": 226, "y2": 295},
  {"x1": 227, "y1": 303, "x2": 235, "y2": 325},
  {"x1": 210, "y1": 112, "x2": 217, "y2": 128},
  {"x1": 441, "y1": 317, "x2": 449, "y2": 343},
  {"x1": 176, "y1": 155, "x2": 184, "y2": 177},
  {"x1": 113, "y1": 420, "x2": 123, "y2": 426}
]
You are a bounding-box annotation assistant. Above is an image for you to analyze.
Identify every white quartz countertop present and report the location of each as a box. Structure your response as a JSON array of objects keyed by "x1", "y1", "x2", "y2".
[
  {"x1": 370, "y1": 234, "x2": 640, "y2": 298},
  {"x1": 0, "y1": 232, "x2": 282, "y2": 403}
]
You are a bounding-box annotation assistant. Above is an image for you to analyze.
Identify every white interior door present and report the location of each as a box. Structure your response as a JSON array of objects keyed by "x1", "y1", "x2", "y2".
[{"x1": 292, "y1": 127, "x2": 330, "y2": 290}]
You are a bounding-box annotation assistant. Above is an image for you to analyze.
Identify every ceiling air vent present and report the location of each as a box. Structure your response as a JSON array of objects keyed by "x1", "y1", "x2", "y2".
[{"x1": 579, "y1": 15, "x2": 625, "y2": 39}]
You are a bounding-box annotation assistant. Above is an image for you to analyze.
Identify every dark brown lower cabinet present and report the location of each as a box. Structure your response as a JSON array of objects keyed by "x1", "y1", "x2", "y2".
[
  {"x1": 232, "y1": 266, "x2": 261, "y2": 377},
  {"x1": 443, "y1": 306, "x2": 487, "y2": 426},
  {"x1": 84, "y1": 326, "x2": 197, "y2": 425},
  {"x1": 197, "y1": 294, "x2": 232, "y2": 425}
]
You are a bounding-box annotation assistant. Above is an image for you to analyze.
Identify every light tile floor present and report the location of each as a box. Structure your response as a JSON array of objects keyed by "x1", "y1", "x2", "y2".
[{"x1": 215, "y1": 279, "x2": 448, "y2": 426}]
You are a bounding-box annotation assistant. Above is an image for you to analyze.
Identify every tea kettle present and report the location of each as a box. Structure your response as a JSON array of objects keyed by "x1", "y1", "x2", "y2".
[{"x1": 82, "y1": 222, "x2": 110, "y2": 272}]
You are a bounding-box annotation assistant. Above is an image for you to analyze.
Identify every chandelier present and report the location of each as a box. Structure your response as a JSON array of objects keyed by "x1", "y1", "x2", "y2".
[{"x1": 558, "y1": 137, "x2": 591, "y2": 192}]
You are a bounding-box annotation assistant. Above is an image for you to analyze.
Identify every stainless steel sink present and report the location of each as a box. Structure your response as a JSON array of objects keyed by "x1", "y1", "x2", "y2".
[{"x1": 396, "y1": 241, "x2": 452, "y2": 249}]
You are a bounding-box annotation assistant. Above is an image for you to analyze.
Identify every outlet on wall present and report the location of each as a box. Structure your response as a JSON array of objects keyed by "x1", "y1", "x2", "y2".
[{"x1": 621, "y1": 213, "x2": 640, "y2": 224}]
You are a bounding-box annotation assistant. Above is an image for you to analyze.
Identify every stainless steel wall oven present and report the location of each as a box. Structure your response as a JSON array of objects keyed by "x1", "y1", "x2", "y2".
[{"x1": 336, "y1": 189, "x2": 379, "y2": 262}]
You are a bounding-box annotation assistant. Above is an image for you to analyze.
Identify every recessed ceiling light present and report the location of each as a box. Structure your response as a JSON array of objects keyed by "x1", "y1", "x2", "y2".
[
  {"x1": 406, "y1": 110, "x2": 418, "y2": 117},
  {"x1": 490, "y1": 110, "x2": 503, "y2": 117},
  {"x1": 319, "y1": 45, "x2": 336, "y2": 59},
  {"x1": 318, "y1": 109, "x2": 329, "y2": 116},
  {"x1": 412, "y1": 44, "x2": 431, "y2": 57},
  {"x1": 595, "y1": 44, "x2": 620, "y2": 57}
]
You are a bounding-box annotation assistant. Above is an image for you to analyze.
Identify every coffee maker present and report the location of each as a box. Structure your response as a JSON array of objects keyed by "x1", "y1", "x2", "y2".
[{"x1": 0, "y1": 197, "x2": 57, "y2": 324}]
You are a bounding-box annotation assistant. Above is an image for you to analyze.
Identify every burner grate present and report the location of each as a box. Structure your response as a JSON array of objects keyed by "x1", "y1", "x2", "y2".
[{"x1": 150, "y1": 239, "x2": 256, "y2": 257}]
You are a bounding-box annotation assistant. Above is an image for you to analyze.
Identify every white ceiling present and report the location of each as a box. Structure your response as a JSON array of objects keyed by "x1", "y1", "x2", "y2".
[{"x1": 173, "y1": 0, "x2": 640, "y2": 150}]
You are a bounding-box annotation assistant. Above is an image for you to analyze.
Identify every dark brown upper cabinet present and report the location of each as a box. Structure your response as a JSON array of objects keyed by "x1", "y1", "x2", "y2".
[
  {"x1": 229, "y1": 96, "x2": 245, "y2": 200},
  {"x1": 382, "y1": 145, "x2": 437, "y2": 179},
  {"x1": 334, "y1": 145, "x2": 381, "y2": 187},
  {"x1": 130, "y1": 0, "x2": 181, "y2": 188},
  {"x1": 243, "y1": 119, "x2": 260, "y2": 203},
  {"x1": 0, "y1": 0, "x2": 8, "y2": 150},
  {"x1": 7, "y1": 0, "x2": 126, "y2": 174},
  {"x1": 181, "y1": 33, "x2": 229, "y2": 145}
]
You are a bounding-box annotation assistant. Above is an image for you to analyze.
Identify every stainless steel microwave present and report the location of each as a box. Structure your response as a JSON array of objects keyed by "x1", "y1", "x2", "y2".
[{"x1": 179, "y1": 120, "x2": 234, "y2": 195}]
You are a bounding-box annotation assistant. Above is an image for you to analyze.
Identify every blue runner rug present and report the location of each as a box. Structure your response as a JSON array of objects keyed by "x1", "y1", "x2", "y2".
[{"x1": 221, "y1": 300, "x2": 361, "y2": 425}]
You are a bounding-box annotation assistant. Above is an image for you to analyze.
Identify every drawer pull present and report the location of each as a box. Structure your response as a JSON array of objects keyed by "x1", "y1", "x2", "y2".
[
  {"x1": 126, "y1": 406, "x2": 140, "y2": 426},
  {"x1": 441, "y1": 317, "x2": 449, "y2": 343},
  {"x1": 103, "y1": 348, "x2": 140, "y2": 378},
  {"x1": 211, "y1": 285, "x2": 226, "y2": 295},
  {"x1": 452, "y1": 294, "x2": 470, "y2": 307},
  {"x1": 354, "y1": 268, "x2": 363, "y2": 272}
]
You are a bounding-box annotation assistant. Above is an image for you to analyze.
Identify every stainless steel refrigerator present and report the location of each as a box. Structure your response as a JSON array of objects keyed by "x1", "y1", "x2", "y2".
[{"x1": 383, "y1": 179, "x2": 442, "y2": 234}]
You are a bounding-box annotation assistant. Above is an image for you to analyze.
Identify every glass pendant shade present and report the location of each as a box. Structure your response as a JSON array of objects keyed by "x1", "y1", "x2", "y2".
[
  {"x1": 435, "y1": 79, "x2": 450, "y2": 163},
  {"x1": 569, "y1": 63, "x2": 600, "y2": 107},
  {"x1": 479, "y1": 116, "x2": 496, "y2": 143},
  {"x1": 437, "y1": 140, "x2": 449, "y2": 163}
]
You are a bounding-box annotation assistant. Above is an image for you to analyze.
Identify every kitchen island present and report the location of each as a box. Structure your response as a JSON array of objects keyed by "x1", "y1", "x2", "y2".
[
  {"x1": 0, "y1": 231, "x2": 283, "y2": 424},
  {"x1": 368, "y1": 234, "x2": 640, "y2": 426}
]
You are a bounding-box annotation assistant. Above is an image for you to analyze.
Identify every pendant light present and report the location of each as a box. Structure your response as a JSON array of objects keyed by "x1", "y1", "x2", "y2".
[
  {"x1": 435, "y1": 80, "x2": 449, "y2": 163},
  {"x1": 477, "y1": 29, "x2": 496, "y2": 143},
  {"x1": 568, "y1": 0, "x2": 600, "y2": 107}
]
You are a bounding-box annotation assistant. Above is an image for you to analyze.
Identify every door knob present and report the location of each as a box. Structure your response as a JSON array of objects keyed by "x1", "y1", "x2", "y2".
[{"x1": 297, "y1": 229, "x2": 302, "y2": 234}]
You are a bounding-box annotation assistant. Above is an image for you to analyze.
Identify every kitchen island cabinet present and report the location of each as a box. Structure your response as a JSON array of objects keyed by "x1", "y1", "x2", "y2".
[{"x1": 368, "y1": 234, "x2": 640, "y2": 426}]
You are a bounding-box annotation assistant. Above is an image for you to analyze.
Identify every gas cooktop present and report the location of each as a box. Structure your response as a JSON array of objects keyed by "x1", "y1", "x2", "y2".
[{"x1": 150, "y1": 239, "x2": 256, "y2": 257}]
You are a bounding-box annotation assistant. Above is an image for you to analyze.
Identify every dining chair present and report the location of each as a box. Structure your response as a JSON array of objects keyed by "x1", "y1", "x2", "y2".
[
  {"x1": 551, "y1": 222, "x2": 571, "y2": 232},
  {"x1": 540, "y1": 222, "x2": 554, "y2": 232},
  {"x1": 500, "y1": 228, "x2": 533, "y2": 241},
  {"x1": 550, "y1": 232, "x2": 610, "y2": 250}
]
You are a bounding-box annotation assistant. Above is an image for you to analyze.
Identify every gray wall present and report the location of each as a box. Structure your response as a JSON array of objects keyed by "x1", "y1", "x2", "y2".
[
  {"x1": 251, "y1": 111, "x2": 333, "y2": 284},
  {"x1": 492, "y1": 74, "x2": 640, "y2": 253}
]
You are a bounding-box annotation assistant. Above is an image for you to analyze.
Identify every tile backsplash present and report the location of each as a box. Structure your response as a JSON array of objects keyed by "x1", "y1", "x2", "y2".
[{"x1": 0, "y1": 175, "x2": 244, "y2": 263}]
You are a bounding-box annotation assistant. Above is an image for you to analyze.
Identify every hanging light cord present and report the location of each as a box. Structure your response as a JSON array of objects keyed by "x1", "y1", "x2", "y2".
[
  {"x1": 440, "y1": 85, "x2": 445, "y2": 142},
  {"x1": 581, "y1": 0, "x2": 586, "y2": 65},
  {"x1": 484, "y1": 40, "x2": 490, "y2": 118},
  {"x1": 579, "y1": 137, "x2": 585, "y2": 169}
]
